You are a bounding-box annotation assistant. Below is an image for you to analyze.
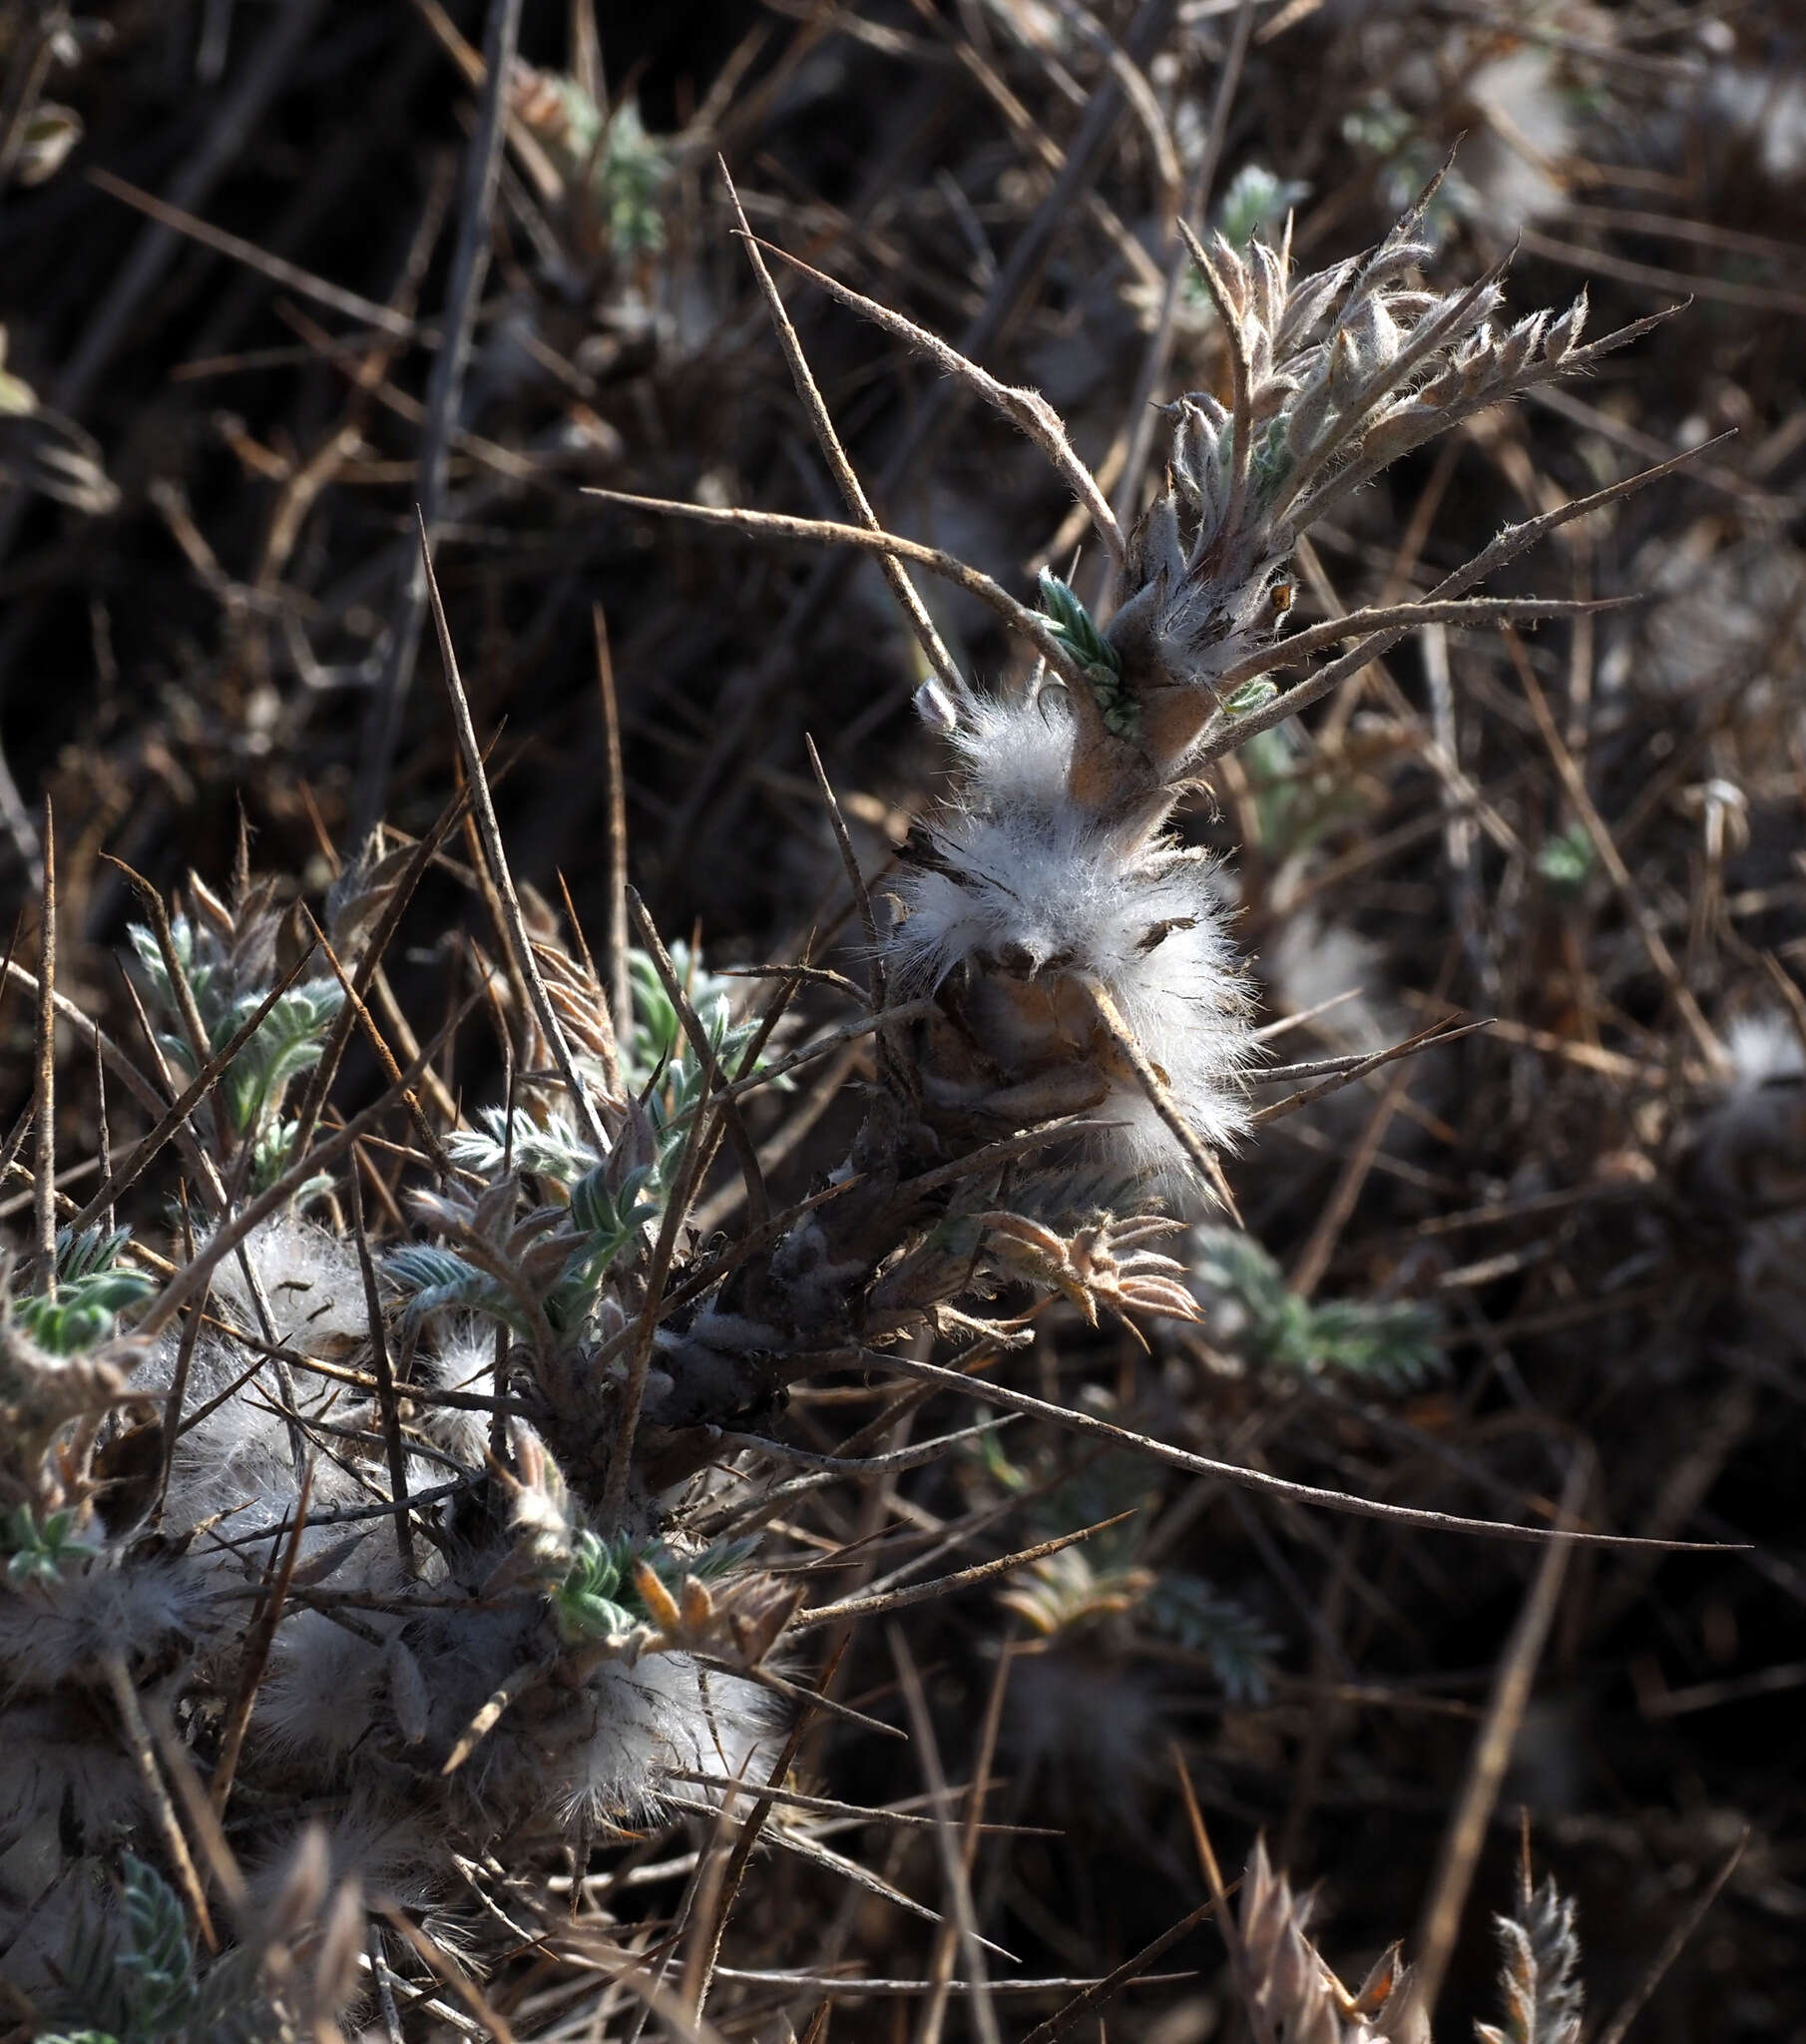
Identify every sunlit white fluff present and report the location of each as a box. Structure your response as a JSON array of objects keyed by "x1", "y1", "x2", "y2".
[
  {"x1": 554, "y1": 1656, "x2": 781, "y2": 1824},
  {"x1": 1724, "y1": 1011, "x2": 1806, "y2": 1093},
  {"x1": 211, "y1": 1211, "x2": 369, "y2": 1347},
  {"x1": 887, "y1": 692, "x2": 1255, "y2": 1177}
]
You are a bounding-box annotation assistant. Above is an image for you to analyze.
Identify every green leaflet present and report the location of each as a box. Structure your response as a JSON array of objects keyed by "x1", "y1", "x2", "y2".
[
  {"x1": 1190, "y1": 1225, "x2": 1443, "y2": 1389},
  {"x1": 1037, "y1": 571, "x2": 1137, "y2": 738},
  {"x1": 12, "y1": 1227, "x2": 156, "y2": 1355},
  {"x1": 551, "y1": 1528, "x2": 757, "y2": 1643},
  {"x1": 4, "y1": 1503, "x2": 98, "y2": 1585},
  {"x1": 125, "y1": 915, "x2": 343, "y2": 1144}
]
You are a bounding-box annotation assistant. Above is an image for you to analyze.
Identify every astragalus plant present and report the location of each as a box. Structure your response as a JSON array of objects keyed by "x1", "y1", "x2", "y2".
[{"x1": 0, "y1": 172, "x2": 1692, "y2": 2039}]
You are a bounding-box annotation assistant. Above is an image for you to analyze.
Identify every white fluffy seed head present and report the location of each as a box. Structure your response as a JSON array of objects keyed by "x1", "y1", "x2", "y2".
[
  {"x1": 550, "y1": 1656, "x2": 782, "y2": 1826},
  {"x1": 211, "y1": 1212, "x2": 370, "y2": 1348},
  {"x1": 886, "y1": 692, "x2": 1255, "y2": 1183}
]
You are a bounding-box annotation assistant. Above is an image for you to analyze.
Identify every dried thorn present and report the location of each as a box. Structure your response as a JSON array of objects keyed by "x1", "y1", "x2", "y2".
[
  {"x1": 213, "y1": 1458, "x2": 313, "y2": 1817},
  {"x1": 748, "y1": 229, "x2": 1125, "y2": 569},
  {"x1": 1252, "y1": 1018, "x2": 1488, "y2": 1124},
  {"x1": 348, "y1": 1157, "x2": 415, "y2": 1577},
  {"x1": 792, "y1": 1511, "x2": 1137, "y2": 1631},
  {"x1": 722, "y1": 163, "x2": 967, "y2": 701},
  {"x1": 418, "y1": 513, "x2": 610, "y2": 1154},
  {"x1": 1204, "y1": 436, "x2": 1731, "y2": 763},
  {"x1": 289, "y1": 776, "x2": 478, "y2": 1162},
  {"x1": 591, "y1": 602, "x2": 635, "y2": 1063},
  {"x1": 105, "y1": 1657, "x2": 219, "y2": 1954},
  {"x1": 857, "y1": 1348, "x2": 1741, "y2": 1551},
  {"x1": 442, "y1": 1659, "x2": 546, "y2": 1777},
  {"x1": 584, "y1": 489, "x2": 1092, "y2": 695}
]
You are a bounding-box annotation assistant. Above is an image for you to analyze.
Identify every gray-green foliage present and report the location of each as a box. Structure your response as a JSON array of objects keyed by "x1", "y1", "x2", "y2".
[
  {"x1": 1143, "y1": 1574, "x2": 1281, "y2": 1703},
  {"x1": 1239, "y1": 724, "x2": 1370, "y2": 860},
  {"x1": 387, "y1": 1142, "x2": 660, "y2": 1337},
  {"x1": 214, "y1": 982, "x2": 341, "y2": 1140},
  {"x1": 4, "y1": 1501, "x2": 97, "y2": 1585},
  {"x1": 1037, "y1": 570, "x2": 1134, "y2": 736},
  {"x1": 398, "y1": 941, "x2": 775, "y2": 1335},
  {"x1": 992, "y1": 1440, "x2": 1279, "y2": 1700},
  {"x1": 383, "y1": 1158, "x2": 661, "y2": 1338},
  {"x1": 1536, "y1": 822, "x2": 1594, "y2": 893},
  {"x1": 382, "y1": 1241, "x2": 520, "y2": 1329},
  {"x1": 13, "y1": 1227, "x2": 155, "y2": 1354},
  {"x1": 1476, "y1": 1873, "x2": 1584, "y2": 2044},
  {"x1": 552, "y1": 1528, "x2": 757, "y2": 1643},
  {"x1": 1189, "y1": 1226, "x2": 1443, "y2": 1388},
  {"x1": 1341, "y1": 91, "x2": 1462, "y2": 231},
  {"x1": 531, "y1": 80, "x2": 669, "y2": 255},
  {"x1": 624, "y1": 940, "x2": 757, "y2": 1090},
  {"x1": 448, "y1": 941, "x2": 769, "y2": 1184},
  {"x1": 126, "y1": 917, "x2": 342, "y2": 1144},
  {"x1": 552, "y1": 1526, "x2": 652, "y2": 1640},
  {"x1": 1214, "y1": 162, "x2": 1311, "y2": 250},
  {"x1": 50, "y1": 1855, "x2": 261, "y2": 2044},
  {"x1": 448, "y1": 1105, "x2": 599, "y2": 1185},
  {"x1": 597, "y1": 102, "x2": 668, "y2": 256},
  {"x1": 1220, "y1": 677, "x2": 1279, "y2": 719}
]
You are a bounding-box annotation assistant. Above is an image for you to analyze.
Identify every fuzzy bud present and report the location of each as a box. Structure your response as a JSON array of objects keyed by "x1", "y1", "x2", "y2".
[
  {"x1": 1342, "y1": 295, "x2": 1401, "y2": 374},
  {"x1": 1495, "y1": 310, "x2": 1548, "y2": 380},
  {"x1": 1284, "y1": 367, "x2": 1336, "y2": 456},
  {"x1": 1545, "y1": 288, "x2": 1587, "y2": 362},
  {"x1": 914, "y1": 677, "x2": 960, "y2": 734},
  {"x1": 1249, "y1": 240, "x2": 1286, "y2": 340},
  {"x1": 1328, "y1": 325, "x2": 1367, "y2": 404}
]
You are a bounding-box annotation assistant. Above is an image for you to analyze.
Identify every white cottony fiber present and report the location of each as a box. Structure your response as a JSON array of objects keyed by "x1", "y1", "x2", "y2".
[
  {"x1": 553, "y1": 1656, "x2": 781, "y2": 1825},
  {"x1": 211, "y1": 1212, "x2": 371, "y2": 1347},
  {"x1": 888, "y1": 693, "x2": 1255, "y2": 1177}
]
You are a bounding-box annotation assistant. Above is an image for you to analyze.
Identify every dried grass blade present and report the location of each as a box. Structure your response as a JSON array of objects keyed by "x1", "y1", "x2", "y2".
[
  {"x1": 106, "y1": 1656, "x2": 219, "y2": 1953},
  {"x1": 1410, "y1": 1451, "x2": 1591, "y2": 2022},
  {"x1": 891, "y1": 1626, "x2": 1002, "y2": 2044},
  {"x1": 213, "y1": 1458, "x2": 313, "y2": 1817},
  {"x1": 1252, "y1": 1018, "x2": 1486, "y2": 1125},
  {"x1": 1080, "y1": 972, "x2": 1241, "y2": 1218},
  {"x1": 751, "y1": 235, "x2": 1124, "y2": 565},
  {"x1": 347, "y1": 1158, "x2": 414, "y2": 1576}
]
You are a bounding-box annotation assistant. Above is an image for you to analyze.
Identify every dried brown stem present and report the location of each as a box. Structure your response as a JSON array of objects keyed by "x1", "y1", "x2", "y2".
[
  {"x1": 418, "y1": 514, "x2": 610, "y2": 1154},
  {"x1": 31, "y1": 796, "x2": 54, "y2": 1285},
  {"x1": 723, "y1": 164, "x2": 966, "y2": 699},
  {"x1": 858, "y1": 1348, "x2": 1733, "y2": 1551},
  {"x1": 585, "y1": 488, "x2": 1091, "y2": 693},
  {"x1": 751, "y1": 234, "x2": 1125, "y2": 568},
  {"x1": 348, "y1": 1158, "x2": 415, "y2": 1577},
  {"x1": 592, "y1": 602, "x2": 634, "y2": 1051},
  {"x1": 1411, "y1": 1450, "x2": 1592, "y2": 2023}
]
